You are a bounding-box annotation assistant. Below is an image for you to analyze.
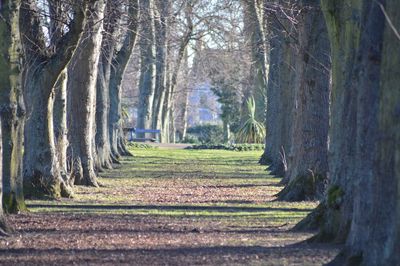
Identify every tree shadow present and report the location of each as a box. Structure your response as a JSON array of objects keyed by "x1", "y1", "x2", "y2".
[
  {"x1": 0, "y1": 244, "x2": 340, "y2": 264},
  {"x1": 28, "y1": 204, "x2": 313, "y2": 213}
]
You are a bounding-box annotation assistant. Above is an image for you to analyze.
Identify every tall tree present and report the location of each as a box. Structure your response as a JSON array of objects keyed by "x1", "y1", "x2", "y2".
[
  {"x1": 22, "y1": 0, "x2": 85, "y2": 198},
  {"x1": 242, "y1": 0, "x2": 267, "y2": 122},
  {"x1": 0, "y1": 0, "x2": 18, "y2": 228},
  {"x1": 0, "y1": 0, "x2": 26, "y2": 213},
  {"x1": 161, "y1": 0, "x2": 194, "y2": 143},
  {"x1": 137, "y1": 0, "x2": 156, "y2": 137},
  {"x1": 68, "y1": 0, "x2": 106, "y2": 187},
  {"x1": 295, "y1": 0, "x2": 362, "y2": 242},
  {"x1": 0, "y1": 120, "x2": 11, "y2": 234},
  {"x1": 277, "y1": 0, "x2": 330, "y2": 201},
  {"x1": 151, "y1": 0, "x2": 170, "y2": 139},
  {"x1": 328, "y1": 0, "x2": 400, "y2": 264},
  {"x1": 53, "y1": 70, "x2": 69, "y2": 186},
  {"x1": 262, "y1": 1, "x2": 297, "y2": 176},
  {"x1": 50, "y1": 0, "x2": 74, "y2": 196},
  {"x1": 95, "y1": 0, "x2": 123, "y2": 170},
  {"x1": 109, "y1": 0, "x2": 140, "y2": 158}
]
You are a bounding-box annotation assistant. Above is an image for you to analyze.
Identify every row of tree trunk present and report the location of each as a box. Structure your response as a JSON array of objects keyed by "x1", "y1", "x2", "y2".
[
  {"x1": 260, "y1": 0, "x2": 400, "y2": 264},
  {"x1": 0, "y1": 0, "x2": 139, "y2": 221},
  {"x1": 136, "y1": 0, "x2": 176, "y2": 142}
]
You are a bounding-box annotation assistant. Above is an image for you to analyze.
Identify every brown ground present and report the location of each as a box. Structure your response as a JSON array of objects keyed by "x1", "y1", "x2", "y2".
[{"x1": 0, "y1": 148, "x2": 339, "y2": 265}]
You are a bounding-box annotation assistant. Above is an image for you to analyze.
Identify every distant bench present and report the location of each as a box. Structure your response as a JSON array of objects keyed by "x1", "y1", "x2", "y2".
[{"x1": 124, "y1": 128, "x2": 161, "y2": 142}]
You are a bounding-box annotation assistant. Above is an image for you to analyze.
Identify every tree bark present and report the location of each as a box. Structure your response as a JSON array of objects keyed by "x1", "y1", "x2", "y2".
[
  {"x1": 277, "y1": 0, "x2": 330, "y2": 201},
  {"x1": 67, "y1": 0, "x2": 105, "y2": 187},
  {"x1": 263, "y1": 2, "x2": 296, "y2": 176},
  {"x1": 161, "y1": 1, "x2": 193, "y2": 143},
  {"x1": 328, "y1": 1, "x2": 400, "y2": 265},
  {"x1": 151, "y1": 0, "x2": 169, "y2": 140},
  {"x1": 95, "y1": 1, "x2": 122, "y2": 170},
  {"x1": 297, "y1": 0, "x2": 362, "y2": 243},
  {"x1": 109, "y1": 0, "x2": 139, "y2": 157},
  {"x1": 0, "y1": 0, "x2": 26, "y2": 213},
  {"x1": 181, "y1": 87, "x2": 189, "y2": 140},
  {"x1": 22, "y1": 0, "x2": 85, "y2": 198},
  {"x1": 242, "y1": 0, "x2": 268, "y2": 123},
  {"x1": 137, "y1": 0, "x2": 156, "y2": 136},
  {"x1": 0, "y1": 120, "x2": 12, "y2": 235},
  {"x1": 53, "y1": 70, "x2": 71, "y2": 191}
]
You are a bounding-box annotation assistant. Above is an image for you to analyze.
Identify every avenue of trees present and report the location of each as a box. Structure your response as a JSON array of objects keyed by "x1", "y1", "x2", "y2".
[{"x1": 0, "y1": 0, "x2": 399, "y2": 265}]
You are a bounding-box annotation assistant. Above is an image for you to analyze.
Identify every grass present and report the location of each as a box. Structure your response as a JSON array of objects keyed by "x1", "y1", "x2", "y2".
[
  {"x1": 27, "y1": 148, "x2": 317, "y2": 225},
  {"x1": 3, "y1": 146, "x2": 337, "y2": 265}
]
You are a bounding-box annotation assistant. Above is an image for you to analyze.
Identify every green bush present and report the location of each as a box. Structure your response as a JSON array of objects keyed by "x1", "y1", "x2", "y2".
[
  {"x1": 236, "y1": 97, "x2": 266, "y2": 144},
  {"x1": 181, "y1": 134, "x2": 200, "y2": 144},
  {"x1": 186, "y1": 124, "x2": 224, "y2": 144},
  {"x1": 186, "y1": 143, "x2": 265, "y2": 152}
]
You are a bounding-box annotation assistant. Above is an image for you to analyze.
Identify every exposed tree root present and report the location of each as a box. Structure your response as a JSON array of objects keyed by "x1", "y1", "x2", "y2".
[
  {"x1": 0, "y1": 221, "x2": 12, "y2": 237},
  {"x1": 71, "y1": 161, "x2": 99, "y2": 187},
  {"x1": 111, "y1": 153, "x2": 121, "y2": 164},
  {"x1": 3, "y1": 194, "x2": 27, "y2": 214},
  {"x1": 276, "y1": 174, "x2": 325, "y2": 202},
  {"x1": 24, "y1": 171, "x2": 65, "y2": 200},
  {"x1": 325, "y1": 248, "x2": 362, "y2": 266},
  {"x1": 292, "y1": 202, "x2": 326, "y2": 232},
  {"x1": 258, "y1": 152, "x2": 271, "y2": 165}
]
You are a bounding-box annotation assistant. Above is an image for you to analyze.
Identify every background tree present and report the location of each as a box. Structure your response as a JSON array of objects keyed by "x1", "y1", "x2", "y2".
[
  {"x1": 136, "y1": 0, "x2": 156, "y2": 138},
  {"x1": 151, "y1": 0, "x2": 170, "y2": 139},
  {"x1": 109, "y1": 0, "x2": 140, "y2": 158},
  {"x1": 242, "y1": 0, "x2": 267, "y2": 123}
]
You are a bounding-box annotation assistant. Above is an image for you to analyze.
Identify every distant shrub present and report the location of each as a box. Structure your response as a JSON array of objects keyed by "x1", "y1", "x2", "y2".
[
  {"x1": 236, "y1": 97, "x2": 266, "y2": 144},
  {"x1": 181, "y1": 134, "x2": 200, "y2": 144},
  {"x1": 127, "y1": 142, "x2": 157, "y2": 149},
  {"x1": 186, "y1": 143, "x2": 265, "y2": 152},
  {"x1": 186, "y1": 124, "x2": 224, "y2": 144}
]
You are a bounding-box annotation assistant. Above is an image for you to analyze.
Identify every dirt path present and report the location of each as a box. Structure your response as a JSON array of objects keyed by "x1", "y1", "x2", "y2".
[{"x1": 0, "y1": 148, "x2": 338, "y2": 265}]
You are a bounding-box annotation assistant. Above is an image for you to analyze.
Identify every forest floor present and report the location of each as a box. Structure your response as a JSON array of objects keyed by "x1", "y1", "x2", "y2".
[{"x1": 0, "y1": 146, "x2": 339, "y2": 265}]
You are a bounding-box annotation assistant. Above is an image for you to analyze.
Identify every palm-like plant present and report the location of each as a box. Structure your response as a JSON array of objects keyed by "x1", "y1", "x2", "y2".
[{"x1": 236, "y1": 97, "x2": 266, "y2": 143}]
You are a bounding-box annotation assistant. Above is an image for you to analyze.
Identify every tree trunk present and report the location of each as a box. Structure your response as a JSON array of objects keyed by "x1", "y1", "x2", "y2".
[
  {"x1": 151, "y1": 0, "x2": 169, "y2": 141},
  {"x1": 181, "y1": 88, "x2": 189, "y2": 140},
  {"x1": 68, "y1": 0, "x2": 105, "y2": 187},
  {"x1": 53, "y1": 69, "x2": 72, "y2": 194},
  {"x1": 161, "y1": 1, "x2": 193, "y2": 143},
  {"x1": 96, "y1": 57, "x2": 113, "y2": 170},
  {"x1": 137, "y1": 0, "x2": 156, "y2": 136},
  {"x1": 0, "y1": 120, "x2": 12, "y2": 235},
  {"x1": 242, "y1": 0, "x2": 268, "y2": 122},
  {"x1": 329, "y1": 1, "x2": 400, "y2": 265},
  {"x1": 95, "y1": 1, "x2": 122, "y2": 170},
  {"x1": 260, "y1": 5, "x2": 282, "y2": 166},
  {"x1": 263, "y1": 3, "x2": 296, "y2": 176},
  {"x1": 170, "y1": 103, "x2": 176, "y2": 144},
  {"x1": 0, "y1": 0, "x2": 27, "y2": 213},
  {"x1": 297, "y1": 0, "x2": 363, "y2": 243},
  {"x1": 21, "y1": 0, "x2": 85, "y2": 198},
  {"x1": 24, "y1": 75, "x2": 65, "y2": 198},
  {"x1": 109, "y1": 0, "x2": 139, "y2": 157},
  {"x1": 277, "y1": 0, "x2": 330, "y2": 201}
]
